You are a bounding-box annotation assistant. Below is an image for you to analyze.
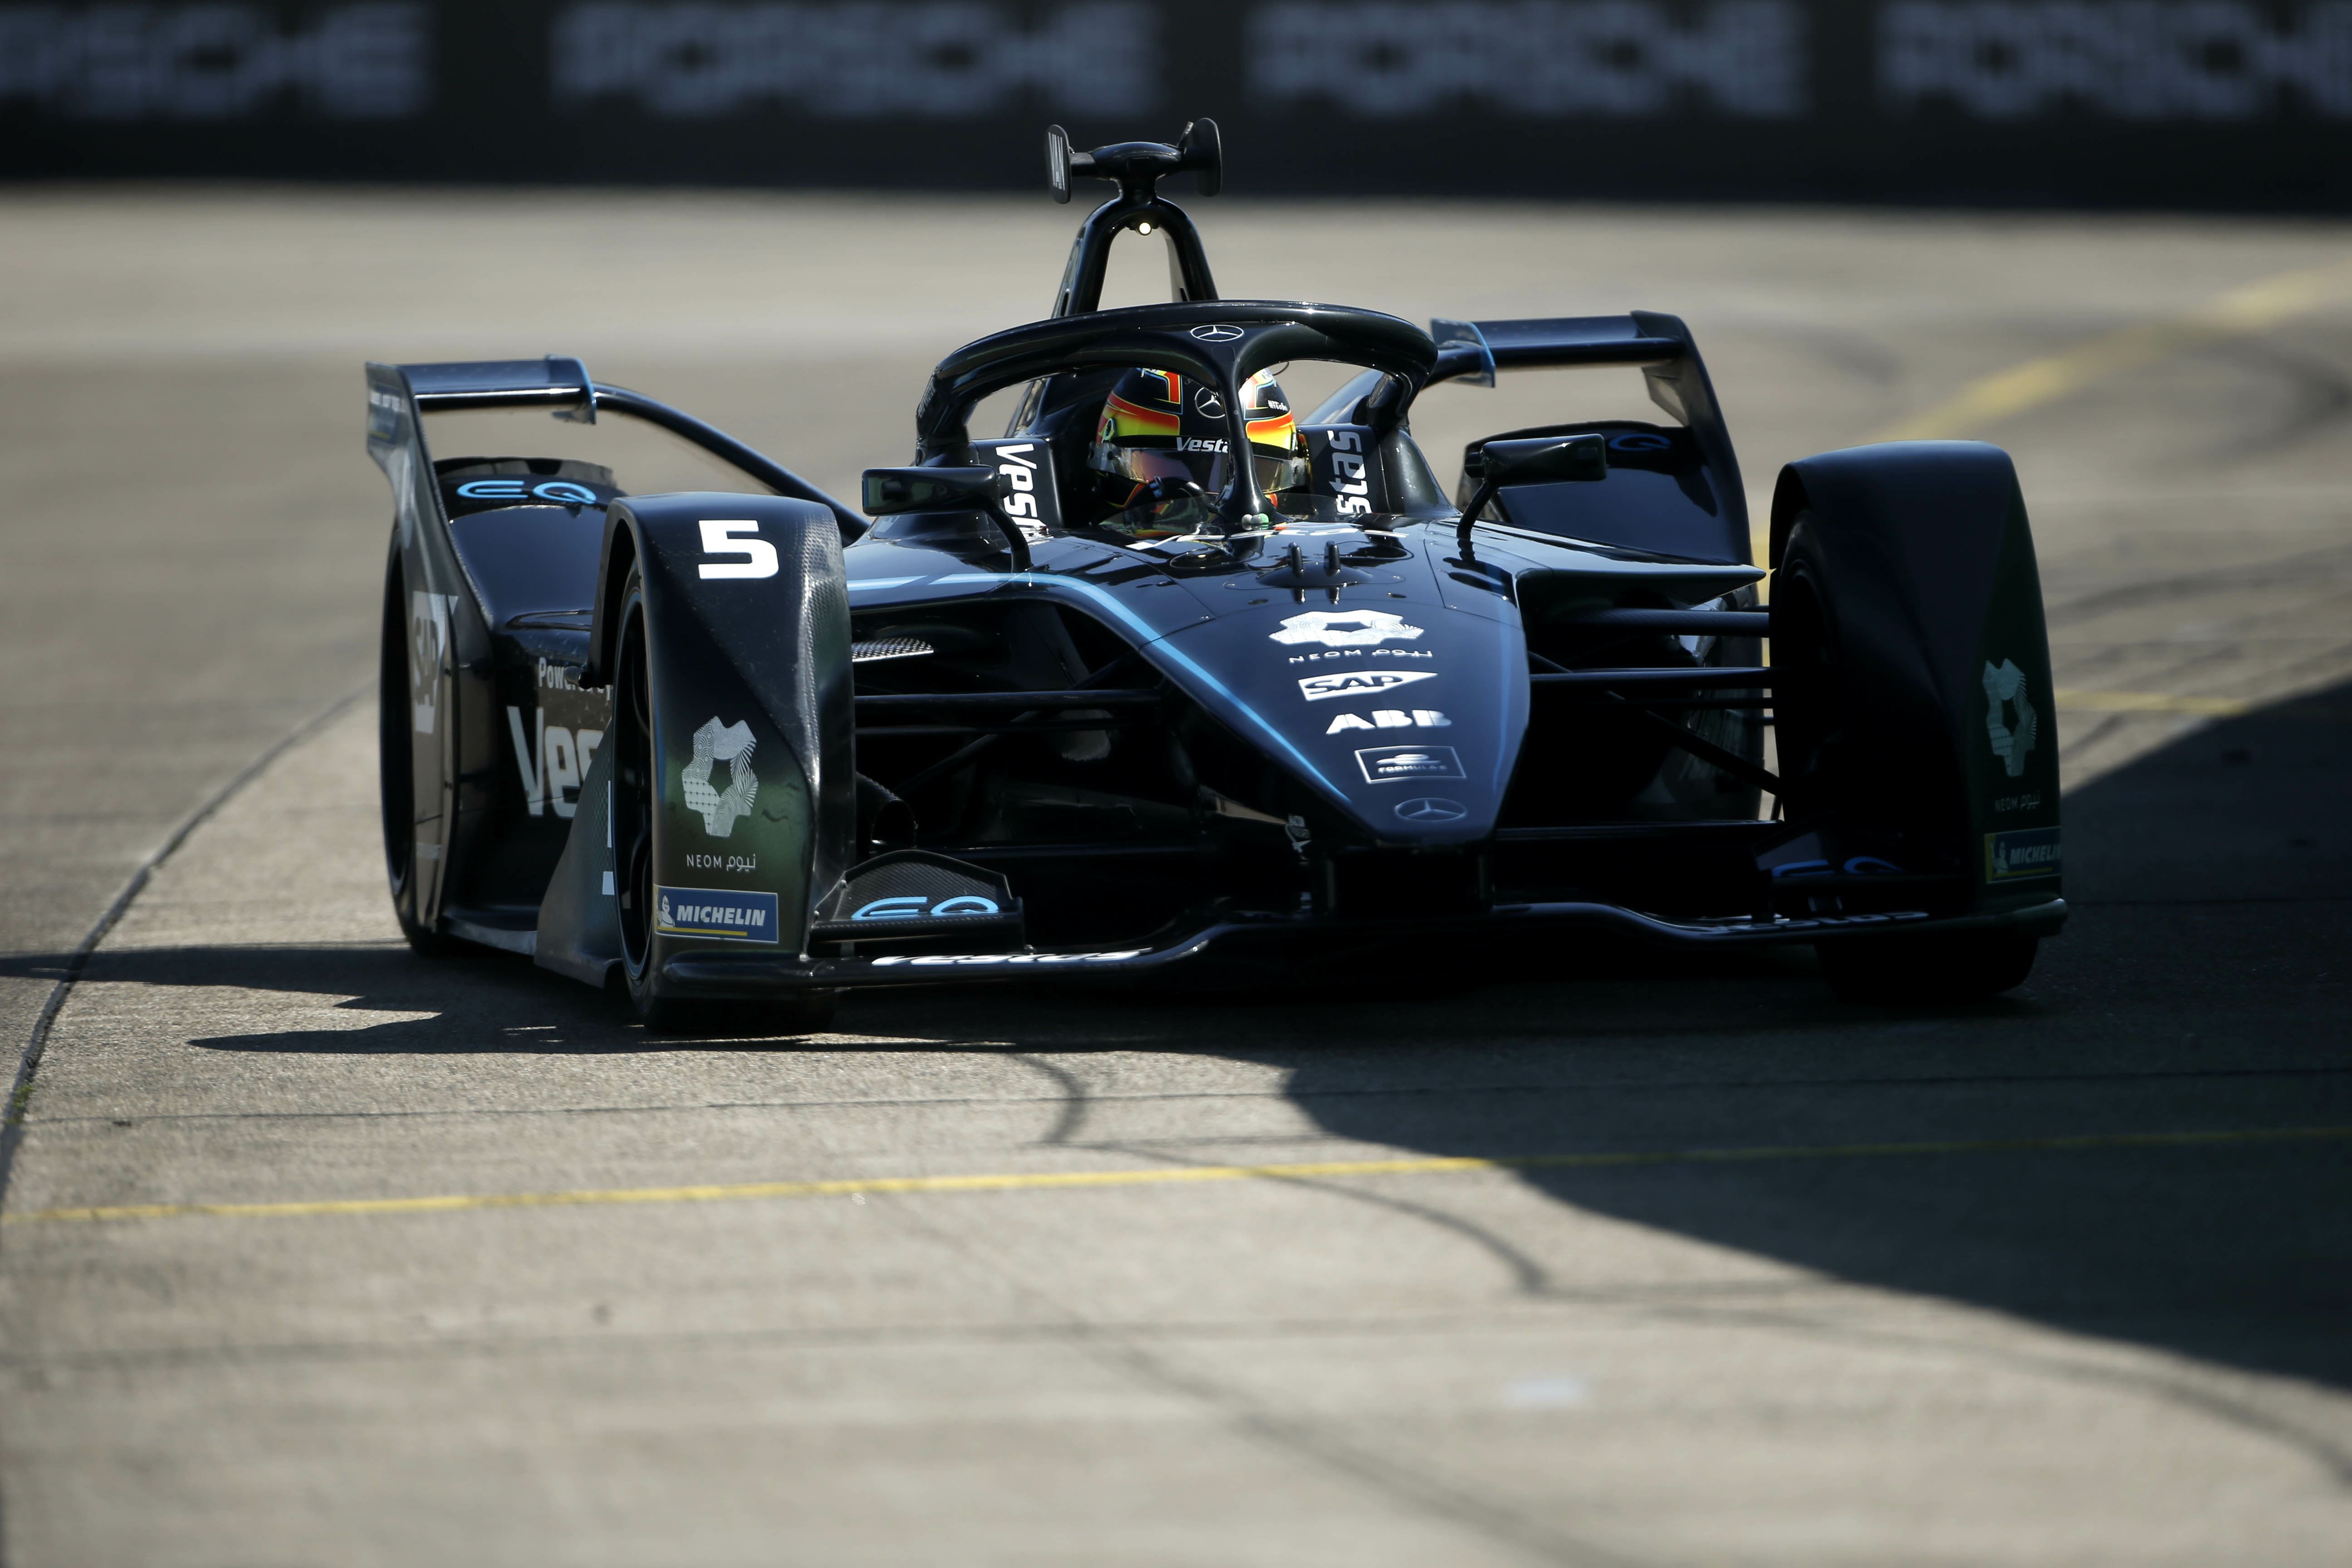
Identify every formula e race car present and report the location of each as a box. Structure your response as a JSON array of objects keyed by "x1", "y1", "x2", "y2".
[{"x1": 367, "y1": 122, "x2": 2064, "y2": 1029}]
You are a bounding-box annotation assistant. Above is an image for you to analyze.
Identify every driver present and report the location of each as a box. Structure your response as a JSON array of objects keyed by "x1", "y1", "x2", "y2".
[{"x1": 1085, "y1": 366, "x2": 1308, "y2": 531}]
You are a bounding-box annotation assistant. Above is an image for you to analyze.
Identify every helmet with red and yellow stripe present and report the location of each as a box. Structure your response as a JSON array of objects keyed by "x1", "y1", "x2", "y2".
[{"x1": 1087, "y1": 366, "x2": 1306, "y2": 507}]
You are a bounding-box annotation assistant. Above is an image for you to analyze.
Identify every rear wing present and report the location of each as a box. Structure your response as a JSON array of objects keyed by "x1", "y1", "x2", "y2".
[
  {"x1": 1426, "y1": 312, "x2": 1749, "y2": 564},
  {"x1": 365, "y1": 356, "x2": 862, "y2": 536}
]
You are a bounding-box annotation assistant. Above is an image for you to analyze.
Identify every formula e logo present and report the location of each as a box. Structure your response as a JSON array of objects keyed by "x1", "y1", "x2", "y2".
[
  {"x1": 454, "y1": 478, "x2": 601, "y2": 505},
  {"x1": 681, "y1": 717, "x2": 758, "y2": 837},
  {"x1": 1270, "y1": 610, "x2": 1424, "y2": 648},
  {"x1": 851, "y1": 894, "x2": 1004, "y2": 921},
  {"x1": 1193, "y1": 387, "x2": 1227, "y2": 418},
  {"x1": 1982, "y1": 659, "x2": 2039, "y2": 778},
  {"x1": 1190, "y1": 324, "x2": 1244, "y2": 342},
  {"x1": 1298, "y1": 670, "x2": 1436, "y2": 701},
  {"x1": 1356, "y1": 745, "x2": 1466, "y2": 784}
]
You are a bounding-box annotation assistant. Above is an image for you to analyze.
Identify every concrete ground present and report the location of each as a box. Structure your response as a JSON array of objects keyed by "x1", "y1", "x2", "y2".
[{"x1": 0, "y1": 190, "x2": 2347, "y2": 1566}]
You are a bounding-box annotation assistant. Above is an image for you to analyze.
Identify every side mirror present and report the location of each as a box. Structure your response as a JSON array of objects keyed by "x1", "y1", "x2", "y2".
[
  {"x1": 862, "y1": 466, "x2": 1031, "y2": 569},
  {"x1": 1457, "y1": 433, "x2": 1608, "y2": 551},
  {"x1": 862, "y1": 466, "x2": 1007, "y2": 514}
]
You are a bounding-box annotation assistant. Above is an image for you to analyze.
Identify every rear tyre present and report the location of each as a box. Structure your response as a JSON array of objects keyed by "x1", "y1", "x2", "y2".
[
  {"x1": 380, "y1": 549, "x2": 458, "y2": 957},
  {"x1": 1817, "y1": 934, "x2": 2038, "y2": 1004}
]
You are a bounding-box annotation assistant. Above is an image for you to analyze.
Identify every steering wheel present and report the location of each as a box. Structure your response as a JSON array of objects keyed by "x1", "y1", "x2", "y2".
[{"x1": 914, "y1": 300, "x2": 1436, "y2": 529}]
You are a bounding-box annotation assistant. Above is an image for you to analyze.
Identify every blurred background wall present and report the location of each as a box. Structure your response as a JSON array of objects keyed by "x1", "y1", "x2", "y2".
[{"x1": 4, "y1": 0, "x2": 2350, "y2": 206}]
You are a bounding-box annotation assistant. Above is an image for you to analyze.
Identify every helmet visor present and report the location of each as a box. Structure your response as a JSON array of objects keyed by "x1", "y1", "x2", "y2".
[{"x1": 1107, "y1": 443, "x2": 1308, "y2": 497}]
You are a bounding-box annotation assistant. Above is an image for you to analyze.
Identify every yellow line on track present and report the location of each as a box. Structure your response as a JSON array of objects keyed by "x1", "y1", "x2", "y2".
[
  {"x1": 2053, "y1": 688, "x2": 2253, "y2": 717},
  {"x1": 1870, "y1": 256, "x2": 2352, "y2": 442},
  {"x1": 9, "y1": 1124, "x2": 2348, "y2": 1227}
]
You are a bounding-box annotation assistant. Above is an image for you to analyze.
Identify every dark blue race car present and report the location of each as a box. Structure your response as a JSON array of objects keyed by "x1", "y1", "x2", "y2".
[{"x1": 367, "y1": 122, "x2": 2064, "y2": 1029}]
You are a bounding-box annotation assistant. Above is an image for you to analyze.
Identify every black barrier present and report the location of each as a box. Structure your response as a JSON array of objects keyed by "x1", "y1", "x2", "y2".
[{"x1": 3, "y1": 0, "x2": 2349, "y2": 207}]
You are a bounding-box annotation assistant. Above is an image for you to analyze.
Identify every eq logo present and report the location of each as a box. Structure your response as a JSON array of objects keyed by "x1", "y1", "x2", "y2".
[
  {"x1": 1269, "y1": 609, "x2": 1425, "y2": 648},
  {"x1": 454, "y1": 478, "x2": 602, "y2": 505},
  {"x1": 1395, "y1": 797, "x2": 1467, "y2": 823},
  {"x1": 1190, "y1": 323, "x2": 1244, "y2": 342},
  {"x1": 851, "y1": 894, "x2": 1004, "y2": 921}
]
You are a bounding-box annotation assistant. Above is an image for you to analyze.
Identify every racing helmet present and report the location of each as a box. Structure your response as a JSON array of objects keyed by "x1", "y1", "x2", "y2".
[{"x1": 1088, "y1": 366, "x2": 1307, "y2": 505}]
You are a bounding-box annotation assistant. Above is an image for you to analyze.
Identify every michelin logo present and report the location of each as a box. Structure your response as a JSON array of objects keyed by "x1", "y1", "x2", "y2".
[
  {"x1": 655, "y1": 885, "x2": 780, "y2": 943},
  {"x1": 682, "y1": 716, "x2": 758, "y2": 837},
  {"x1": 1985, "y1": 827, "x2": 2062, "y2": 882}
]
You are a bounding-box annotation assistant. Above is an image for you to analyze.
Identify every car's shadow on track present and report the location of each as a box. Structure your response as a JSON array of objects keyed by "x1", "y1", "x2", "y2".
[
  {"x1": 8, "y1": 685, "x2": 2344, "y2": 1399},
  {"x1": 892, "y1": 677, "x2": 2352, "y2": 1399}
]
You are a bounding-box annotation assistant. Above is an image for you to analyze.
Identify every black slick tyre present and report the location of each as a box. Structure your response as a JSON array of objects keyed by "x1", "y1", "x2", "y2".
[
  {"x1": 380, "y1": 549, "x2": 458, "y2": 957},
  {"x1": 608, "y1": 565, "x2": 838, "y2": 1038}
]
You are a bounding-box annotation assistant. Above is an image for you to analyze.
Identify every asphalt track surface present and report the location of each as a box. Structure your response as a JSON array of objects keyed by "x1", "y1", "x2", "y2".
[{"x1": 2, "y1": 191, "x2": 2349, "y2": 1566}]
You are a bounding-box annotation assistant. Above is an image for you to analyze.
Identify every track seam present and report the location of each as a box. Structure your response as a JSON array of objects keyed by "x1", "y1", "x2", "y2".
[{"x1": 0, "y1": 682, "x2": 370, "y2": 1231}]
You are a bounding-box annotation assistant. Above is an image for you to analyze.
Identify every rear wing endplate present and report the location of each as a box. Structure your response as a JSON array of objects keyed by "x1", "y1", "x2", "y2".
[
  {"x1": 1426, "y1": 312, "x2": 1749, "y2": 563},
  {"x1": 365, "y1": 356, "x2": 863, "y2": 537}
]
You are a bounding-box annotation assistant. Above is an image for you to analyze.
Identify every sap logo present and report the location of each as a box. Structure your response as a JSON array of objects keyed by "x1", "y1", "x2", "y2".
[
  {"x1": 850, "y1": 894, "x2": 1004, "y2": 921},
  {"x1": 1327, "y1": 709, "x2": 1449, "y2": 735},
  {"x1": 455, "y1": 477, "x2": 603, "y2": 505},
  {"x1": 1299, "y1": 669, "x2": 1436, "y2": 701},
  {"x1": 994, "y1": 443, "x2": 1048, "y2": 537},
  {"x1": 409, "y1": 591, "x2": 457, "y2": 735},
  {"x1": 367, "y1": 387, "x2": 402, "y2": 412},
  {"x1": 1270, "y1": 609, "x2": 1424, "y2": 648},
  {"x1": 508, "y1": 707, "x2": 604, "y2": 819}
]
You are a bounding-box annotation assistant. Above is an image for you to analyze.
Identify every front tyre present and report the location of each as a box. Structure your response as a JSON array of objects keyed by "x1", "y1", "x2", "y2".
[
  {"x1": 608, "y1": 565, "x2": 835, "y2": 1037},
  {"x1": 1816, "y1": 933, "x2": 2038, "y2": 1004},
  {"x1": 380, "y1": 549, "x2": 457, "y2": 956}
]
